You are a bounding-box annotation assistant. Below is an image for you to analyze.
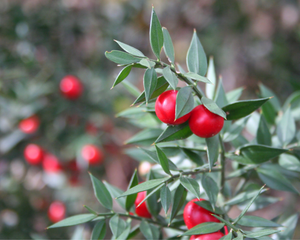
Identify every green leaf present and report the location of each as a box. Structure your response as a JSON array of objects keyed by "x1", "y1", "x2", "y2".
[
  {"x1": 211, "y1": 214, "x2": 239, "y2": 232},
  {"x1": 257, "y1": 167, "x2": 299, "y2": 193},
  {"x1": 170, "y1": 184, "x2": 187, "y2": 223},
  {"x1": 103, "y1": 182, "x2": 126, "y2": 209},
  {"x1": 112, "y1": 65, "x2": 132, "y2": 88},
  {"x1": 220, "y1": 232, "x2": 232, "y2": 240},
  {"x1": 114, "y1": 40, "x2": 145, "y2": 57},
  {"x1": 201, "y1": 97, "x2": 226, "y2": 119},
  {"x1": 160, "y1": 185, "x2": 172, "y2": 214},
  {"x1": 162, "y1": 66, "x2": 178, "y2": 90},
  {"x1": 162, "y1": 27, "x2": 175, "y2": 63},
  {"x1": 143, "y1": 68, "x2": 158, "y2": 104},
  {"x1": 194, "y1": 200, "x2": 223, "y2": 215},
  {"x1": 277, "y1": 107, "x2": 296, "y2": 146},
  {"x1": 222, "y1": 97, "x2": 270, "y2": 120},
  {"x1": 259, "y1": 83, "x2": 281, "y2": 111},
  {"x1": 89, "y1": 173, "x2": 112, "y2": 210},
  {"x1": 122, "y1": 80, "x2": 141, "y2": 97},
  {"x1": 183, "y1": 72, "x2": 212, "y2": 84},
  {"x1": 175, "y1": 86, "x2": 194, "y2": 120},
  {"x1": 150, "y1": 7, "x2": 164, "y2": 60},
  {"x1": 186, "y1": 30, "x2": 207, "y2": 76},
  {"x1": 140, "y1": 220, "x2": 160, "y2": 240},
  {"x1": 146, "y1": 170, "x2": 163, "y2": 217},
  {"x1": 91, "y1": 220, "x2": 106, "y2": 240},
  {"x1": 155, "y1": 145, "x2": 171, "y2": 175},
  {"x1": 214, "y1": 78, "x2": 228, "y2": 108},
  {"x1": 48, "y1": 214, "x2": 96, "y2": 229},
  {"x1": 224, "y1": 189, "x2": 267, "y2": 206},
  {"x1": 206, "y1": 56, "x2": 216, "y2": 99},
  {"x1": 125, "y1": 170, "x2": 139, "y2": 211},
  {"x1": 226, "y1": 87, "x2": 243, "y2": 103},
  {"x1": 109, "y1": 215, "x2": 127, "y2": 238},
  {"x1": 233, "y1": 231, "x2": 243, "y2": 240},
  {"x1": 245, "y1": 229, "x2": 281, "y2": 238},
  {"x1": 223, "y1": 118, "x2": 248, "y2": 143},
  {"x1": 256, "y1": 115, "x2": 271, "y2": 146},
  {"x1": 206, "y1": 135, "x2": 219, "y2": 170},
  {"x1": 117, "y1": 177, "x2": 170, "y2": 198},
  {"x1": 182, "y1": 222, "x2": 225, "y2": 236},
  {"x1": 126, "y1": 128, "x2": 163, "y2": 145},
  {"x1": 237, "y1": 215, "x2": 281, "y2": 227},
  {"x1": 127, "y1": 225, "x2": 140, "y2": 239},
  {"x1": 279, "y1": 153, "x2": 300, "y2": 172},
  {"x1": 116, "y1": 223, "x2": 131, "y2": 240},
  {"x1": 202, "y1": 174, "x2": 219, "y2": 208},
  {"x1": 275, "y1": 213, "x2": 299, "y2": 240},
  {"x1": 139, "y1": 59, "x2": 155, "y2": 69},
  {"x1": 233, "y1": 185, "x2": 265, "y2": 224},
  {"x1": 105, "y1": 50, "x2": 141, "y2": 65},
  {"x1": 180, "y1": 176, "x2": 201, "y2": 199},
  {"x1": 181, "y1": 148, "x2": 204, "y2": 166},
  {"x1": 283, "y1": 90, "x2": 300, "y2": 120},
  {"x1": 155, "y1": 121, "x2": 193, "y2": 143},
  {"x1": 237, "y1": 196, "x2": 279, "y2": 213},
  {"x1": 84, "y1": 205, "x2": 97, "y2": 215}
]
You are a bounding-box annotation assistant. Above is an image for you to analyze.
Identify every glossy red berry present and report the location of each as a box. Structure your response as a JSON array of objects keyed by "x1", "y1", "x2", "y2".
[
  {"x1": 60, "y1": 75, "x2": 83, "y2": 100},
  {"x1": 155, "y1": 90, "x2": 192, "y2": 125},
  {"x1": 19, "y1": 115, "x2": 40, "y2": 134},
  {"x1": 183, "y1": 198, "x2": 220, "y2": 229},
  {"x1": 24, "y1": 144, "x2": 44, "y2": 165},
  {"x1": 43, "y1": 154, "x2": 62, "y2": 172},
  {"x1": 48, "y1": 201, "x2": 66, "y2": 223},
  {"x1": 190, "y1": 231, "x2": 224, "y2": 240},
  {"x1": 81, "y1": 144, "x2": 103, "y2": 165},
  {"x1": 134, "y1": 191, "x2": 152, "y2": 218},
  {"x1": 189, "y1": 105, "x2": 224, "y2": 138}
]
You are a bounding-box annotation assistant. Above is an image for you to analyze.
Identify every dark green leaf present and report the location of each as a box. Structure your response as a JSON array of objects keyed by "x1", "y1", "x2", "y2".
[
  {"x1": 170, "y1": 184, "x2": 187, "y2": 223},
  {"x1": 201, "y1": 97, "x2": 226, "y2": 119},
  {"x1": 222, "y1": 97, "x2": 270, "y2": 120},
  {"x1": 279, "y1": 153, "x2": 300, "y2": 172},
  {"x1": 125, "y1": 170, "x2": 139, "y2": 211},
  {"x1": 89, "y1": 173, "x2": 112, "y2": 210},
  {"x1": 143, "y1": 68, "x2": 158, "y2": 104},
  {"x1": 175, "y1": 86, "x2": 194, "y2": 120},
  {"x1": 140, "y1": 220, "x2": 160, "y2": 240},
  {"x1": 220, "y1": 232, "x2": 232, "y2": 240},
  {"x1": 182, "y1": 222, "x2": 225, "y2": 236},
  {"x1": 160, "y1": 185, "x2": 172, "y2": 214},
  {"x1": 155, "y1": 145, "x2": 171, "y2": 175},
  {"x1": 180, "y1": 176, "x2": 201, "y2": 199},
  {"x1": 48, "y1": 214, "x2": 96, "y2": 229},
  {"x1": 105, "y1": 50, "x2": 141, "y2": 65},
  {"x1": 256, "y1": 115, "x2": 271, "y2": 146},
  {"x1": 114, "y1": 40, "x2": 145, "y2": 57},
  {"x1": 146, "y1": 170, "x2": 163, "y2": 217},
  {"x1": 186, "y1": 30, "x2": 207, "y2": 76},
  {"x1": 182, "y1": 148, "x2": 204, "y2": 166},
  {"x1": 126, "y1": 128, "x2": 163, "y2": 145},
  {"x1": 103, "y1": 182, "x2": 126, "y2": 209},
  {"x1": 150, "y1": 7, "x2": 164, "y2": 60},
  {"x1": 202, "y1": 174, "x2": 219, "y2": 208},
  {"x1": 162, "y1": 27, "x2": 175, "y2": 63},
  {"x1": 162, "y1": 66, "x2": 178, "y2": 90},
  {"x1": 116, "y1": 224, "x2": 131, "y2": 240},
  {"x1": 194, "y1": 200, "x2": 224, "y2": 215},
  {"x1": 277, "y1": 107, "x2": 296, "y2": 146},
  {"x1": 206, "y1": 135, "x2": 219, "y2": 170},
  {"x1": 109, "y1": 215, "x2": 127, "y2": 238},
  {"x1": 112, "y1": 65, "x2": 132, "y2": 88},
  {"x1": 127, "y1": 225, "x2": 140, "y2": 239},
  {"x1": 91, "y1": 220, "x2": 106, "y2": 240},
  {"x1": 233, "y1": 231, "x2": 243, "y2": 240},
  {"x1": 183, "y1": 72, "x2": 212, "y2": 84},
  {"x1": 155, "y1": 121, "x2": 193, "y2": 143},
  {"x1": 215, "y1": 79, "x2": 228, "y2": 108},
  {"x1": 237, "y1": 215, "x2": 281, "y2": 228},
  {"x1": 245, "y1": 229, "x2": 280, "y2": 238}
]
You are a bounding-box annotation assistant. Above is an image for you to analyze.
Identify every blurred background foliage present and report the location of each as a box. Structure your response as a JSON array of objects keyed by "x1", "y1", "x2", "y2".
[{"x1": 0, "y1": 0, "x2": 299, "y2": 239}]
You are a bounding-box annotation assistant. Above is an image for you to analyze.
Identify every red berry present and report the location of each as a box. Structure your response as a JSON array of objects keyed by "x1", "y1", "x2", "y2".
[
  {"x1": 155, "y1": 90, "x2": 192, "y2": 125},
  {"x1": 189, "y1": 105, "x2": 224, "y2": 138},
  {"x1": 183, "y1": 198, "x2": 220, "y2": 229},
  {"x1": 42, "y1": 154, "x2": 62, "y2": 172},
  {"x1": 48, "y1": 201, "x2": 66, "y2": 223},
  {"x1": 134, "y1": 191, "x2": 152, "y2": 218},
  {"x1": 60, "y1": 75, "x2": 83, "y2": 100},
  {"x1": 81, "y1": 144, "x2": 103, "y2": 165},
  {"x1": 24, "y1": 144, "x2": 44, "y2": 165},
  {"x1": 19, "y1": 115, "x2": 40, "y2": 134},
  {"x1": 190, "y1": 231, "x2": 224, "y2": 240}
]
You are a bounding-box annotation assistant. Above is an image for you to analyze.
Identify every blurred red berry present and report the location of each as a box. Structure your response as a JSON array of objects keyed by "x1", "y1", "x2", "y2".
[
  {"x1": 60, "y1": 75, "x2": 83, "y2": 100},
  {"x1": 42, "y1": 153, "x2": 62, "y2": 172},
  {"x1": 19, "y1": 115, "x2": 40, "y2": 134},
  {"x1": 24, "y1": 144, "x2": 44, "y2": 165},
  {"x1": 48, "y1": 201, "x2": 66, "y2": 223},
  {"x1": 134, "y1": 191, "x2": 152, "y2": 218},
  {"x1": 81, "y1": 144, "x2": 103, "y2": 165}
]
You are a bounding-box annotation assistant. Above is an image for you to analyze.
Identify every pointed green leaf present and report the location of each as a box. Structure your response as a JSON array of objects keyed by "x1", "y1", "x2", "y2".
[
  {"x1": 226, "y1": 87, "x2": 243, "y2": 103},
  {"x1": 150, "y1": 7, "x2": 164, "y2": 60},
  {"x1": 220, "y1": 232, "x2": 232, "y2": 240},
  {"x1": 91, "y1": 220, "x2": 106, "y2": 240},
  {"x1": 206, "y1": 57, "x2": 216, "y2": 99},
  {"x1": 105, "y1": 50, "x2": 141, "y2": 65},
  {"x1": 155, "y1": 145, "x2": 171, "y2": 175},
  {"x1": 181, "y1": 148, "x2": 204, "y2": 166},
  {"x1": 201, "y1": 97, "x2": 226, "y2": 119},
  {"x1": 114, "y1": 40, "x2": 145, "y2": 57},
  {"x1": 215, "y1": 78, "x2": 228, "y2": 108},
  {"x1": 279, "y1": 153, "x2": 300, "y2": 172},
  {"x1": 186, "y1": 30, "x2": 207, "y2": 76},
  {"x1": 180, "y1": 176, "x2": 201, "y2": 199},
  {"x1": 202, "y1": 174, "x2": 219, "y2": 208},
  {"x1": 143, "y1": 68, "x2": 158, "y2": 104},
  {"x1": 126, "y1": 128, "x2": 163, "y2": 145},
  {"x1": 256, "y1": 115, "x2": 271, "y2": 146},
  {"x1": 223, "y1": 117, "x2": 248, "y2": 143},
  {"x1": 245, "y1": 229, "x2": 281, "y2": 238},
  {"x1": 162, "y1": 27, "x2": 175, "y2": 63},
  {"x1": 109, "y1": 215, "x2": 127, "y2": 238},
  {"x1": 224, "y1": 189, "x2": 267, "y2": 206},
  {"x1": 112, "y1": 65, "x2": 132, "y2": 88},
  {"x1": 222, "y1": 97, "x2": 270, "y2": 120},
  {"x1": 237, "y1": 215, "x2": 281, "y2": 227},
  {"x1": 194, "y1": 200, "x2": 224, "y2": 215},
  {"x1": 84, "y1": 205, "x2": 97, "y2": 215},
  {"x1": 116, "y1": 223, "x2": 131, "y2": 240},
  {"x1": 206, "y1": 134, "x2": 219, "y2": 170},
  {"x1": 233, "y1": 231, "x2": 243, "y2": 240},
  {"x1": 127, "y1": 225, "x2": 140, "y2": 239},
  {"x1": 259, "y1": 83, "x2": 281, "y2": 111},
  {"x1": 125, "y1": 170, "x2": 139, "y2": 211},
  {"x1": 48, "y1": 214, "x2": 96, "y2": 229},
  {"x1": 140, "y1": 220, "x2": 160, "y2": 240},
  {"x1": 103, "y1": 182, "x2": 126, "y2": 210},
  {"x1": 182, "y1": 222, "x2": 225, "y2": 236},
  {"x1": 175, "y1": 86, "x2": 194, "y2": 120},
  {"x1": 145, "y1": 170, "x2": 162, "y2": 217},
  {"x1": 162, "y1": 66, "x2": 178, "y2": 90},
  {"x1": 139, "y1": 58, "x2": 155, "y2": 69},
  {"x1": 183, "y1": 72, "x2": 212, "y2": 84},
  {"x1": 283, "y1": 90, "x2": 300, "y2": 120},
  {"x1": 275, "y1": 213, "x2": 299, "y2": 240},
  {"x1": 155, "y1": 121, "x2": 193, "y2": 143},
  {"x1": 89, "y1": 173, "x2": 112, "y2": 210},
  {"x1": 170, "y1": 184, "x2": 187, "y2": 223},
  {"x1": 277, "y1": 107, "x2": 296, "y2": 146},
  {"x1": 160, "y1": 185, "x2": 172, "y2": 214}
]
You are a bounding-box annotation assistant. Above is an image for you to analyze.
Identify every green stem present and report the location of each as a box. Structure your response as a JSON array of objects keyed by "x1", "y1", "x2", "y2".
[{"x1": 219, "y1": 134, "x2": 226, "y2": 196}]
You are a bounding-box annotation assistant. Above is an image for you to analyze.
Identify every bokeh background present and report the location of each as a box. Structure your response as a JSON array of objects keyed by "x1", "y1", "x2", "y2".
[{"x1": 0, "y1": 0, "x2": 299, "y2": 239}]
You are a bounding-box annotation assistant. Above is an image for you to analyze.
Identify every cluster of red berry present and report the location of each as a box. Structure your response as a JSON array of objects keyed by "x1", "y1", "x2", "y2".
[{"x1": 155, "y1": 90, "x2": 224, "y2": 138}]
